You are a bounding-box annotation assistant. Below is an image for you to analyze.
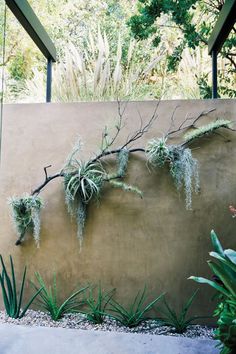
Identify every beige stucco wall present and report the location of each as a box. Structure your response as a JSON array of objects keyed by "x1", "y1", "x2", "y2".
[{"x1": 0, "y1": 99, "x2": 236, "y2": 322}]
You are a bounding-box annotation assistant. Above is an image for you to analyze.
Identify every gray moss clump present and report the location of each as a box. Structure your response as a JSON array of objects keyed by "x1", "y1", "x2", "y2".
[
  {"x1": 146, "y1": 139, "x2": 199, "y2": 210},
  {"x1": 9, "y1": 194, "x2": 43, "y2": 247}
]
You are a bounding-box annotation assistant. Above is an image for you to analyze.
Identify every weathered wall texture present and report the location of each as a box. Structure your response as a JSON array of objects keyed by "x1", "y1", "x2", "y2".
[{"x1": 0, "y1": 100, "x2": 236, "y2": 322}]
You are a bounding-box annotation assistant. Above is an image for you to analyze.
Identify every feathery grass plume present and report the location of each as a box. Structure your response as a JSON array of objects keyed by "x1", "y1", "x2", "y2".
[
  {"x1": 169, "y1": 146, "x2": 199, "y2": 210},
  {"x1": 184, "y1": 119, "x2": 232, "y2": 144},
  {"x1": 9, "y1": 194, "x2": 43, "y2": 247},
  {"x1": 117, "y1": 148, "x2": 129, "y2": 177},
  {"x1": 109, "y1": 180, "x2": 143, "y2": 198},
  {"x1": 146, "y1": 137, "x2": 170, "y2": 167}
]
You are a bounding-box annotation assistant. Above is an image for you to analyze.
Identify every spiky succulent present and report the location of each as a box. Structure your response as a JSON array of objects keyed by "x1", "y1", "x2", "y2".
[{"x1": 9, "y1": 194, "x2": 43, "y2": 246}]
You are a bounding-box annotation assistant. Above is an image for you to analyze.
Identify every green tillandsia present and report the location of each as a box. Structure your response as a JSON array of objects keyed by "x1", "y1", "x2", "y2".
[
  {"x1": 0, "y1": 255, "x2": 43, "y2": 319},
  {"x1": 108, "y1": 286, "x2": 164, "y2": 328},
  {"x1": 184, "y1": 120, "x2": 233, "y2": 144},
  {"x1": 8, "y1": 194, "x2": 43, "y2": 247},
  {"x1": 64, "y1": 160, "x2": 105, "y2": 244},
  {"x1": 31, "y1": 272, "x2": 88, "y2": 321}
]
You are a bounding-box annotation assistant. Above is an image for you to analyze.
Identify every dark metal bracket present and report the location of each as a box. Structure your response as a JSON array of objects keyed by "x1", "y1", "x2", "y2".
[{"x1": 208, "y1": 0, "x2": 236, "y2": 98}]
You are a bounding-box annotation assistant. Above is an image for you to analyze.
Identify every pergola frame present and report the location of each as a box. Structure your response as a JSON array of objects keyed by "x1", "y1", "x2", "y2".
[
  {"x1": 208, "y1": 0, "x2": 236, "y2": 98},
  {"x1": 5, "y1": 0, "x2": 56, "y2": 102}
]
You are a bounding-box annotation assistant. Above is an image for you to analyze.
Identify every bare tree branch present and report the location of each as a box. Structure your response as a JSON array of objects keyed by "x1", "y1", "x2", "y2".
[{"x1": 166, "y1": 108, "x2": 216, "y2": 138}]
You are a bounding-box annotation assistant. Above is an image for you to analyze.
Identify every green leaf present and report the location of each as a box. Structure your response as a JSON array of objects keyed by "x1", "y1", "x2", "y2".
[
  {"x1": 207, "y1": 261, "x2": 236, "y2": 297},
  {"x1": 189, "y1": 276, "x2": 230, "y2": 297},
  {"x1": 211, "y1": 230, "x2": 224, "y2": 256}
]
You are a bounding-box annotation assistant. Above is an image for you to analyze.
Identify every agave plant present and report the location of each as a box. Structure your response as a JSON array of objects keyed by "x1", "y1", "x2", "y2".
[
  {"x1": 0, "y1": 255, "x2": 43, "y2": 319},
  {"x1": 31, "y1": 272, "x2": 87, "y2": 321},
  {"x1": 108, "y1": 287, "x2": 164, "y2": 328},
  {"x1": 81, "y1": 284, "x2": 115, "y2": 324},
  {"x1": 8, "y1": 194, "x2": 43, "y2": 246},
  {"x1": 156, "y1": 290, "x2": 202, "y2": 334}
]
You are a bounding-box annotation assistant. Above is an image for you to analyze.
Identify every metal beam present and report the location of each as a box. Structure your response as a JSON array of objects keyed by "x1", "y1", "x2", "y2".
[
  {"x1": 5, "y1": 0, "x2": 56, "y2": 61},
  {"x1": 208, "y1": 0, "x2": 236, "y2": 55},
  {"x1": 212, "y1": 50, "x2": 218, "y2": 98},
  {"x1": 46, "y1": 59, "x2": 52, "y2": 102}
]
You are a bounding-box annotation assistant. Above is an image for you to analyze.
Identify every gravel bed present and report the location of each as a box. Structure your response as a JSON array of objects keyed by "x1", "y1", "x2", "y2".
[{"x1": 0, "y1": 310, "x2": 214, "y2": 339}]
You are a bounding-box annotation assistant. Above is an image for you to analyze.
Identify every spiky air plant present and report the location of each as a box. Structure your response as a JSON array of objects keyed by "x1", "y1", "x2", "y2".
[
  {"x1": 64, "y1": 161, "x2": 105, "y2": 244},
  {"x1": 146, "y1": 138, "x2": 199, "y2": 209},
  {"x1": 9, "y1": 194, "x2": 43, "y2": 246}
]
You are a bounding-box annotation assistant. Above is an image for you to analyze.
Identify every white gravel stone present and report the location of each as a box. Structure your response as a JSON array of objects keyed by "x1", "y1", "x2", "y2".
[{"x1": 0, "y1": 310, "x2": 215, "y2": 339}]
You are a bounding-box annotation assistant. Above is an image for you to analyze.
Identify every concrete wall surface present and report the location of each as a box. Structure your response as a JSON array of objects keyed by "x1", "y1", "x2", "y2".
[{"x1": 0, "y1": 99, "x2": 236, "y2": 322}]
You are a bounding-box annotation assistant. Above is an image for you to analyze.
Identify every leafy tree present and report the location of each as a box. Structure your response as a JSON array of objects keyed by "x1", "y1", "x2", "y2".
[{"x1": 128, "y1": 0, "x2": 236, "y2": 98}]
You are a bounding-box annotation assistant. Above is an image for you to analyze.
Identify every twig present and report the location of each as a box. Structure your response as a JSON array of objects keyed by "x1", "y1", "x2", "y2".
[
  {"x1": 31, "y1": 165, "x2": 63, "y2": 196},
  {"x1": 166, "y1": 108, "x2": 216, "y2": 138}
]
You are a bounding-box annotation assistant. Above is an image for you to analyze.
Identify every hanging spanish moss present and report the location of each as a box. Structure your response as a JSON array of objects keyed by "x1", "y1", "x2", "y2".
[{"x1": 9, "y1": 194, "x2": 43, "y2": 247}]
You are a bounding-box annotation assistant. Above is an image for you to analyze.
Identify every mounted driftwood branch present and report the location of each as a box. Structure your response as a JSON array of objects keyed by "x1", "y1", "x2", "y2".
[{"x1": 8, "y1": 102, "x2": 234, "y2": 247}]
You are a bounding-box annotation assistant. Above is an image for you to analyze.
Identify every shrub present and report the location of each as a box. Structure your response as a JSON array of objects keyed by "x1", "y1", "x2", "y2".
[{"x1": 189, "y1": 230, "x2": 236, "y2": 354}]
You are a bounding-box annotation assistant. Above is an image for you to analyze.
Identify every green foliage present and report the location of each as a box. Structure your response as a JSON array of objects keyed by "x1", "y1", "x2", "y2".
[
  {"x1": 189, "y1": 230, "x2": 236, "y2": 354},
  {"x1": 8, "y1": 50, "x2": 32, "y2": 81},
  {"x1": 214, "y1": 299, "x2": 236, "y2": 354},
  {"x1": 8, "y1": 194, "x2": 43, "y2": 246},
  {"x1": 31, "y1": 272, "x2": 87, "y2": 321},
  {"x1": 128, "y1": 0, "x2": 236, "y2": 98},
  {"x1": 184, "y1": 120, "x2": 233, "y2": 144},
  {"x1": 109, "y1": 287, "x2": 164, "y2": 328},
  {"x1": 156, "y1": 290, "x2": 201, "y2": 333},
  {"x1": 82, "y1": 284, "x2": 115, "y2": 324},
  {"x1": 0, "y1": 255, "x2": 43, "y2": 319},
  {"x1": 146, "y1": 139, "x2": 199, "y2": 209},
  {"x1": 189, "y1": 230, "x2": 236, "y2": 299}
]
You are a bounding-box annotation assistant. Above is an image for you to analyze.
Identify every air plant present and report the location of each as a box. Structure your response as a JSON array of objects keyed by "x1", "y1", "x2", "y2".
[{"x1": 9, "y1": 194, "x2": 43, "y2": 246}]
